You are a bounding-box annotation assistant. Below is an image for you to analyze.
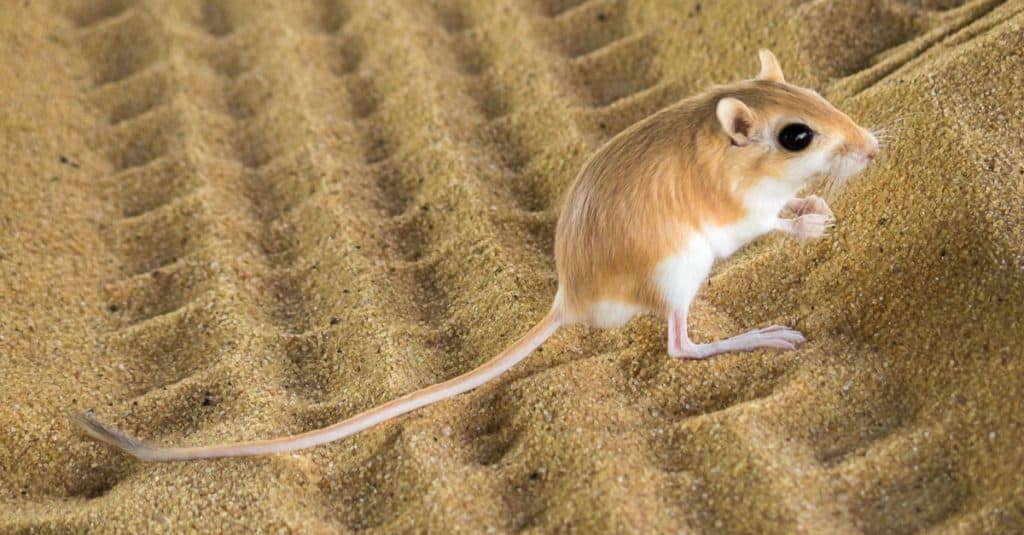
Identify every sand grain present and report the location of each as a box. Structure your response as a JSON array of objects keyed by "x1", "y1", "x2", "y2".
[{"x1": 2, "y1": 0, "x2": 1022, "y2": 532}]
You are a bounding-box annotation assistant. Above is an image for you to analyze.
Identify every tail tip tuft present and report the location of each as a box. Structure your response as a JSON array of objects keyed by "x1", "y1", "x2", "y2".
[{"x1": 73, "y1": 410, "x2": 149, "y2": 458}]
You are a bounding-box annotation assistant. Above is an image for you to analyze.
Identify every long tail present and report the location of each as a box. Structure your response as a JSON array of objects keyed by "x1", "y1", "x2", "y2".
[{"x1": 75, "y1": 307, "x2": 562, "y2": 461}]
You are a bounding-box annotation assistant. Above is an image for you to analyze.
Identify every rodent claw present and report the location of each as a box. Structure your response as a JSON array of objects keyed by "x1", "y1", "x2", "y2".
[{"x1": 791, "y1": 213, "x2": 834, "y2": 240}]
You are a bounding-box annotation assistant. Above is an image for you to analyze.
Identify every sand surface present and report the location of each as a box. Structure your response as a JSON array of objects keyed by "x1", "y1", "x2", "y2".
[{"x1": 1, "y1": 0, "x2": 1022, "y2": 532}]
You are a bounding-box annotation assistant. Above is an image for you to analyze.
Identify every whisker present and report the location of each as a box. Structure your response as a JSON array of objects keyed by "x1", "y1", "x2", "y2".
[
  {"x1": 871, "y1": 115, "x2": 909, "y2": 130},
  {"x1": 822, "y1": 174, "x2": 842, "y2": 202},
  {"x1": 868, "y1": 124, "x2": 899, "y2": 149}
]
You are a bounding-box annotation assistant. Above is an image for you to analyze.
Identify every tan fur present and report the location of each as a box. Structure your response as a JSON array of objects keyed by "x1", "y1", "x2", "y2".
[
  {"x1": 555, "y1": 59, "x2": 874, "y2": 321},
  {"x1": 76, "y1": 50, "x2": 877, "y2": 462},
  {"x1": 758, "y1": 49, "x2": 786, "y2": 83}
]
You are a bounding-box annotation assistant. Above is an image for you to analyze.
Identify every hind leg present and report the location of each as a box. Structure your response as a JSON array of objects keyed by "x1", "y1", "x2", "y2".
[
  {"x1": 657, "y1": 240, "x2": 802, "y2": 359},
  {"x1": 667, "y1": 308, "x2": 805, "y2": 359}
]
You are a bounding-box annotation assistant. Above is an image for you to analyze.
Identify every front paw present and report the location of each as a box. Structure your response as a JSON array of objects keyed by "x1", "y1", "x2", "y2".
[
  {"x1": 792, "y1": 213, "x2": 835, "y2": 240},
  {"x1": 791, "y1": 195, "x2": 833, "y2": 217}
]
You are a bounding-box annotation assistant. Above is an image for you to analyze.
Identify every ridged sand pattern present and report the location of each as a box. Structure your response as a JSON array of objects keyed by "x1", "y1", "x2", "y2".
[{"x1": 1, "y1": 0, "x2": 1022, "y2": 532}]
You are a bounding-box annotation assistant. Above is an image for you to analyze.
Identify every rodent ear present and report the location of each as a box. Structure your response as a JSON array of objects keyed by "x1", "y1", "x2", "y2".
[
  {"x1": 757, "y1": 48, "x2": 786, "y2": 83},
  {"x1": 716, "y1": 97, "x2": 754, "y2": 146}
]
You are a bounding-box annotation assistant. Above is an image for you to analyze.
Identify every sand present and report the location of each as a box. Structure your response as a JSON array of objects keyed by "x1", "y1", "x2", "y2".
[{"x1": 1, "y1": 0, "x2": 1021, "y2": 532}]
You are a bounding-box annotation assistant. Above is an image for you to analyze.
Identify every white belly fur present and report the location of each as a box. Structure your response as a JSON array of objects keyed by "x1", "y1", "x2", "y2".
[
  {"x1": 654, "y1": 235, "x2": 715, "y2": 312},
  {"x1": 654, "y1": 178, "x2": 801, "y2": 312},
  {"x1": 580, "y1": 178, "x2": 804, "y2": 325},
  {"x1": 589, "y1": 301, "x2": 645, "y2": 328}
]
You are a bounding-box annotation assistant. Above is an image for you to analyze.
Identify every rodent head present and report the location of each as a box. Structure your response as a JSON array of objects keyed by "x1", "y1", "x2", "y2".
[{"x1": 712, "y1": 50, "x2": 879, "y2": 188}]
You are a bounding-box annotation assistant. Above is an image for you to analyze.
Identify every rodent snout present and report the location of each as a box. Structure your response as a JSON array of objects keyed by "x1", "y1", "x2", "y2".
[
  {"x1": 831, "y1": 133, "x2": 879, "y2": 181},
  {"x1": 864, "y1": 132, "x2": 880, "y2": 161},
  {"x1": 848, "y1": 133, "x2": 879, "y2": 163}
]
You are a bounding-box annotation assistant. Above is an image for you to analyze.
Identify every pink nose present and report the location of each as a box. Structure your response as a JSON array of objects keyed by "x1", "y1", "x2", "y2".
[{"x1": 865, "y1": 134, "x2": 880, "y2": 161}]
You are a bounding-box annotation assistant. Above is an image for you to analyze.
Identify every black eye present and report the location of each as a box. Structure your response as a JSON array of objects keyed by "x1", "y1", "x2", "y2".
[{"x1": 778, "y1": 123, "x2": 813, "y2": 151}]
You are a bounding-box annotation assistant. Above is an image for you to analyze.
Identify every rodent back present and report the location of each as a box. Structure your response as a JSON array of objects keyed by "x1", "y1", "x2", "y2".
[
  {"x1": 553, "y1": 95, "x2": 731, "y2": 315},
  {"x1": 552, "y1": 77, "x2": 874, "y2": 317}
]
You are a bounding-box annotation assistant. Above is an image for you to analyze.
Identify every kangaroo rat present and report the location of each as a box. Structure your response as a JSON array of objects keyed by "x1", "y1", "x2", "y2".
[{"x1": 77, "y1": 49, "x2": 879, "y2": 461}]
